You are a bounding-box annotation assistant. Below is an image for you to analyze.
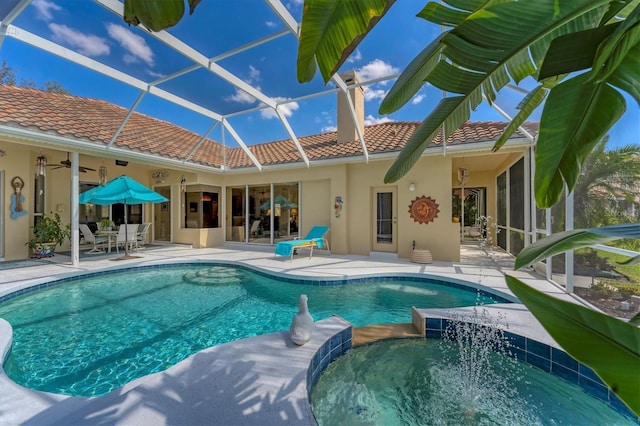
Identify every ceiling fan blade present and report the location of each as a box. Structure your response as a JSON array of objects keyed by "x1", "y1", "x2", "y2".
[{"x1": 81, "y1": 166, "x2": 96, "y2": 172}]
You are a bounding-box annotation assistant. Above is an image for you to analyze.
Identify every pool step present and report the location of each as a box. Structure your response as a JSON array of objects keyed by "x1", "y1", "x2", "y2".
[{"x1": 352, "y1": 323, "x2": 422, "y2": 346}]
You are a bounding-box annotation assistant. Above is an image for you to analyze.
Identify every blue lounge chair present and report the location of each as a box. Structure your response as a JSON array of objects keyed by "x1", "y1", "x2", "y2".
[{"x1": 274, "y1": 226, "x2": 330, "y2": 260}]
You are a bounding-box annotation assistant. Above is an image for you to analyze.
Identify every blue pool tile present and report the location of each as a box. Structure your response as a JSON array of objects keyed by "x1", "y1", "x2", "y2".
[
  {"x1": 425, "y1": 329, "x2": 442, "y2": 339},
  {"x1": 551, "y1": 362, "x2": 579, "y2": 385},
  {"x1": 426, "y1": 318, "x2": 442, "y2": 331},
  {"x1": 503, "y1": 331, "x2": 526, "y2": 351},
  {"x1": 579, "y1": 364, "x2": 601, "y2": 383},
  {"x1": 609, "y1": 393, "x2": 638, "y2": 422},
  {"x1": 330, "y1": 333, "x2": 342, "y2": 350},
  {"x1": 527, "y1": 339, "x2": 550, "y2": 360},
  {"x1": 330, "y1": 346, "x2": 342, "y2": 362},
  {"x1": 579, "y1": 376, "x2": 609, "y2": 402},
  {"x1": 552, "y1": 347, "x2": 578, "y2": 371},
  {"x1": 526, "y1": 352, "x2": 551, "y2": 372},
  {"x1": 509, "y1": 347, "x2": 526, "y2": 362}
]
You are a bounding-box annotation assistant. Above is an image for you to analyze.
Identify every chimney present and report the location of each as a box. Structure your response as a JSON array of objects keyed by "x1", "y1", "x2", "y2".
[{"x1": 337, "y1": 70, "x2": 364, "y2": 144}]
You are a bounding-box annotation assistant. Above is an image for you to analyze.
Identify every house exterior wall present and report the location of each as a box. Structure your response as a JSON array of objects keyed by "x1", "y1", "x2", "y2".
[{"x1": 0, "y1": 137, "x2": 526, "y2": 262}]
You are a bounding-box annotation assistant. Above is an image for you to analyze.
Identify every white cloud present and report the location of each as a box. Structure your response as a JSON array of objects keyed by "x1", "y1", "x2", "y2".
[
  {"x1": 227, "y1": 88, "x2": 257, "y2": 104},
  {"x1": 261, "y1": 97, "x2": 299, "y2": 119},
  {"x1": 364, "y1": 114, "x2": 394, "y2": 125},
  {"x1": 106, "y1": 23, "x2": 154, "y2": 67},
  {"x1": 347, "y1": 50, "x2": 362, "y2": 64},
  {"x1": 247, "y1": 65, "x2": 261, "y2": 83},
  {"x1": 412, "y1": 94, "x2": 425, "y2": 105},
  {"x1": 265, "y1": 21, "x2": 277, "y2": 28},
  {"x1": 322, "y1": 125, "x2": 337, "y2": 133},
  {"x1": 363, "y1": 87, "x2": 388, "y2": 102},
  {"x1": 32, "y1": 0, "x2": 61, "y2": 21},
  {"x1": 357, "y1": 59, "x2": 399, "y2": 84},
  {"x1": 48, "y1": 24, "x2": 110, "y2": 57}
]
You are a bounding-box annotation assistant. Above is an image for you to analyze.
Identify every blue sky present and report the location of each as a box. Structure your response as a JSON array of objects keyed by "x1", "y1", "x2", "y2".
[{"x1": 1, "y1": 0, "x2": 637, "y2": 150}]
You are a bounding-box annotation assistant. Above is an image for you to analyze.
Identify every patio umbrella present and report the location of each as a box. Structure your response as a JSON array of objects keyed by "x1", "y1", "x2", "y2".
[
  {"x1": 260, "y1": 194, "x2": 297, "y2": 210},
  {"x1": 79, "y1": 175, "x2": 168, "y2": 260}
]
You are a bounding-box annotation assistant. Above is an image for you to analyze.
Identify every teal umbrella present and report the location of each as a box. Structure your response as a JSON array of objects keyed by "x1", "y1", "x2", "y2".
[
  {"x1": 79, "y1": 175, "x2": 168, "y2": 259},
  {"x1": 260, "y1": 195, "x2": 297, "y2": 210}
]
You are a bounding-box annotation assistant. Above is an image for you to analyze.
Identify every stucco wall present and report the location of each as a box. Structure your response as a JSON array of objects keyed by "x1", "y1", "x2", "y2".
[
  {"x1": 0, "y1": 145, "x2": 33, "y2": 260},
  {"x1": 346, "y1": 156, "x2": 459, "y2": 261},
  {"x1": 0, "y1": 137, "x2": 526, "y2": 262}
]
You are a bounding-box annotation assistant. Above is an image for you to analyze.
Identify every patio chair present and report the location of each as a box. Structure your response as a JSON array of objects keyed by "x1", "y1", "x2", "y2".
[
  {"x1": 274, "y1": 225, "x2": 330, "y2": 260},
  {"x1": 135, "y1": 223, "x2": 151, "y2": 249},
  {"x1": 115, "y1": 224, "x2": 138, "y2": 254},
  {"x1": 79, "y1": 223, "x2": 108, "y2": 254},
  {"x1": 250, "y1": 220, "x2": 261, "y2": 237}
]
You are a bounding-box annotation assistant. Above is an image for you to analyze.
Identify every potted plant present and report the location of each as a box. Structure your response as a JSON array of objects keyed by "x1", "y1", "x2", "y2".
[
  {"x1": 26, "y1": 213, "x2": 71, "y2": 258},
  {"x1": 99, "y1": 218, "x2": 113, "y2": 231}
]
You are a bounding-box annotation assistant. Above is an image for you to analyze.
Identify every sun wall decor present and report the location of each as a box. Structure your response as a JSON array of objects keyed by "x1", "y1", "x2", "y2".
[{"x1": 408, "y1": 196, "x2": 439, "y2": 225}]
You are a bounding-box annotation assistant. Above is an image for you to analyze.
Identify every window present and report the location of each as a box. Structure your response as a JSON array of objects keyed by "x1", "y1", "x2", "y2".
[{"x1": 183, "y1": 185, "x2": 220, "y2": 229}]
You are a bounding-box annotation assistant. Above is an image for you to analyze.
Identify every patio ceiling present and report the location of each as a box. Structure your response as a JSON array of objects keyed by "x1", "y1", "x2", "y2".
[{"x1": 0, "y1": 1, "x2": 534, "y2": 173}]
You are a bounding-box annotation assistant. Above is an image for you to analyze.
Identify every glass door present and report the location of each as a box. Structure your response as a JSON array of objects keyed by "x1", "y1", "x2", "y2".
[
  {"x1": 372, "y1": 186, "x2": 397, "y2": 252},
  {"x1": 154, "y1": 186, "x2": 171, "y2": 241}
]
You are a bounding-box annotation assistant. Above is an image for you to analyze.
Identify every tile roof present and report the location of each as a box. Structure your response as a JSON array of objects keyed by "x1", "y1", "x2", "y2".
[{"x1": 0, "y1": 85, "x2": 537, "y2": 170}]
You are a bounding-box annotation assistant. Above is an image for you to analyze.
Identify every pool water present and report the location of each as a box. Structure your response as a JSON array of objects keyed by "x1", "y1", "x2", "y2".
[
  {"x1": 311, "y1": 339, "x2": 635, "y2": 425},
  {"x1": 0, "y1": 264, "x2": 500, "y2": 396}
]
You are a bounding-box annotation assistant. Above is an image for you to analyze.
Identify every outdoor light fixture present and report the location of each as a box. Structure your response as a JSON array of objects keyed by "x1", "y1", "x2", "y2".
[
  {"x1": 36, "y1": 155, "x2": 47, "y2": 176},
  {"x1": 409, "y1": 183, "x2": 416, "y2": 192},
  {"x1": 99, "y1": 165, "x2": 108, "y2": 185},
  {"x1": 457, "y1": 168, "x2": 470, "y2": 185},
  {"x1": 180, "y1": 175, "x2": 186, "y2": 192}
]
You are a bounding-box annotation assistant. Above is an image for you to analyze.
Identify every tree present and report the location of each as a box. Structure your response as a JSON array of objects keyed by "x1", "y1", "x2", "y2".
[
  {"x1": 574, "y1": 140, "x2": 640, "y2": 228},
  {"x1": 0, "y1": 60, "x2": 69, "y2": 94},
  {"x1": 0, "y1": 60, "x2": 16, "y2": 86}
]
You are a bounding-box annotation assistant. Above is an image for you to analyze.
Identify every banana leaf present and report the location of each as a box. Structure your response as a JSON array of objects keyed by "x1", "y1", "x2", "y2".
[
  {"x1": 506, "y1": 275, "x2": 640, "y2": 416},
  {"x1": 514, "y1": 223, "x2": 640, "y2": 270}
]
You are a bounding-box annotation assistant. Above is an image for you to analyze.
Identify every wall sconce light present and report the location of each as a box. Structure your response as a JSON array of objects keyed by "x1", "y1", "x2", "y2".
[
  {"x1": 36, "y1": 155, "x2": 47, "y2": 176},
  {"x1": 180, "y1": 175, "x2": 186, "y2": 192},
  {"x1": 98, "y1": 165, "x2": 108, "y2": 185},
  {"x1": 0, "y1": 149, "x2": 5, "y2": 157},
  {"x1": 409, "y1": 183, "x2": 416, "y2": 192},
  {"x1": 457, "y1": 168, "x2": 469, "y2": 185}
]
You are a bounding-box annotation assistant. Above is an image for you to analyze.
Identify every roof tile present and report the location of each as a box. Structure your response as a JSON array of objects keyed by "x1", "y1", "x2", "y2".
[{"x1": 0, "y1": 85, "x2": 537, "y2": 170}]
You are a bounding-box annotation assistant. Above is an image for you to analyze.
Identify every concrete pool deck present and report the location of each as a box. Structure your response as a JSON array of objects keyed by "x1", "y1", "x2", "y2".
[{"x1": 0, "y1": 244, "x2": 590, "y2": 425}]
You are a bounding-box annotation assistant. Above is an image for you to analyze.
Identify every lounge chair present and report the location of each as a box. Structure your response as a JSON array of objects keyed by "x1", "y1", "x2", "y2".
[{"x1": 274, "y1": 226, "x2": 330, "y2": 260}]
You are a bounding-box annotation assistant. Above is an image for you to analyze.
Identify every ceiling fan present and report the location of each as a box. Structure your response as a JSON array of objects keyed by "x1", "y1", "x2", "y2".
[{"x1": 47, "y1": 153, "x2": 96, "y2": 173}]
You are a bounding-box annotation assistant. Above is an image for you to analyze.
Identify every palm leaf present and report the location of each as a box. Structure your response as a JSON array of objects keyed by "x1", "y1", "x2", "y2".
[
  {"x1": 514, "y1": 223, "x2": 640, "y2": 269},
  {"x1": 539, "y1": 24, "x2": 619, "y2": 79},
  {"x1": 297, "y1": 0, "x2": 395, "y2": 84},
  {"x1": 606, "y1": 42, "x2": 640, "y2": 104},
  {"x1": 383, "y1": 0, "x2": 610, "y2": 183},
  {"x1": 505, "y1": 275, "x2": 640, "y2": 416},
  {"x1": 123, "y1": 0, "x2": 185, "y2": 32},
  {"x1": 534, "y1": 73, "x2": 626, "y2": 207},
  {"x1": 384, "y1": 96, "x2": 469, "y2": 183},
  {"x1": 492, "y1": 85, "x2": 547, "y2": 152},
  {"x1": 378, "y1": 35, "x2": 445, "y2": 114},
  {"x1": 590, "y1": 4, "x2": 640, "y2": 82}
]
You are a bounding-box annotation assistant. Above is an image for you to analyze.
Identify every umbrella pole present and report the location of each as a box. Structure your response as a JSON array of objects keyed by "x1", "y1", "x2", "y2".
[{"x1": 124, "y1": 207, "x2": 128, "y2": 257}]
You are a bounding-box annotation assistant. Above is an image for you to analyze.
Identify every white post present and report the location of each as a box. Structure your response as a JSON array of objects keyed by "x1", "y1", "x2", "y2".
[{"x1": 71, "y1": 152, "x2": 80, "y2": 266}]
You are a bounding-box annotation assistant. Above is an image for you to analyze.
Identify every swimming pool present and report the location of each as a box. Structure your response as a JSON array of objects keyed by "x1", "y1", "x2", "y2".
[{"x1": 0, "y1": 263, "x2": 508, "y2": 396}]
